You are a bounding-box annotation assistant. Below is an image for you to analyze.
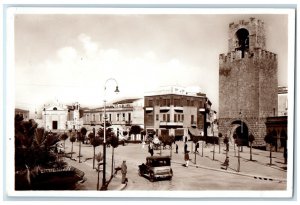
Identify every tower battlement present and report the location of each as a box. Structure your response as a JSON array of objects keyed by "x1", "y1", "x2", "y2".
[
  {"x1": 219, "y1": 48, "x2": 277, "y2": 64},
  {"x1": 229, "y1": 17, "x2": 264, "y2": 30}
]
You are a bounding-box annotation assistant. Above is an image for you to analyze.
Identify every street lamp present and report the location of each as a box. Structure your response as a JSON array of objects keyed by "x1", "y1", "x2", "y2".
[{"x1": 100, "y1": 78, "x2": 119, "y2": 191}]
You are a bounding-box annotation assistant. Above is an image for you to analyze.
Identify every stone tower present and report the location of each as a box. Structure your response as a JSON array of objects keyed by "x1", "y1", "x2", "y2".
[{"x1": 219, "y1": 18, "x2": 278, "y2": 146}]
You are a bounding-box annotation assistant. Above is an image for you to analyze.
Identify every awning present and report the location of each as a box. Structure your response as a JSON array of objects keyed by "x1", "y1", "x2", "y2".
[{"x1": 188, "y1": 127, "x2": 202, "y2": 137}]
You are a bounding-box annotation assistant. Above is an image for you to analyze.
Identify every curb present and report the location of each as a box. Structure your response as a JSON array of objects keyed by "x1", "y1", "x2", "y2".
[{"x1": 174, "y1": 161, "x2": 287, "y2": 183}]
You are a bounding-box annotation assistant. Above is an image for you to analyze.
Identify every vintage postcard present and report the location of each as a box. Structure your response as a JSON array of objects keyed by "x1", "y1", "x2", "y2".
[{"x1": 3, "y1": 3, "x2": 296, "y2": 201}]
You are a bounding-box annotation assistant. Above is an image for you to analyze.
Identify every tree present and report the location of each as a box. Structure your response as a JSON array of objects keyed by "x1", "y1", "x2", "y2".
[
  {"x1": 59, "y1": 133, "x2": 69, "y2": 157},
  {"x1": 223, "y1": 134, "x2": 229, "y2": 158},
  {"x1": 264, "y1": 132, "x2": 276, "y2": 165},
  {"x1": 89, "y1": 133, "x2": 101, "y2": 169},
  {"x1": 233, "y1": 133, "x2": 242, "y2": 172},
  {"x1": 96, "y1": 152, "x2": 103, "y2": 190},
  {"x1": 129, "y1": 125, "x2": 141, "y2": 141},
  {"x1": 76, "y1": 127, "x2": 87, "y2": 163},
  {"x1": 107, "y1": 131, "x2": 119, "y2": 178},
  {"x1": 218, "y1": 133, "x2": 223, "y2": 154},
  {"x1": 190, "y1": 135, "x2": 201, "y2": 164},
  {"x1": 248, "y1": 133, "x2": 255, "y2": 161},
  {"x1": 69, "y1": 131, "x2": 76, "y2": 159}
]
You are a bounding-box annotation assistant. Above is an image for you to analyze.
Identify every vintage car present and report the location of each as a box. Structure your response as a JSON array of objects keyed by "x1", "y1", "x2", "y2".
[{"x1": 138, "y1": 156, "x2": 173, "y2": 182}]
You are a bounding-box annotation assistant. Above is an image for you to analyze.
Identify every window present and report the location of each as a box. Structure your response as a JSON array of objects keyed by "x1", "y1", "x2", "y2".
[
  {"x1": 163, "y1": 114, "x2": 166, "y2": 121},
  {"x1": 123, "y1": 113, "x2": 125, "y2": 121},
  {"x1": 117, "y1": 113, "x2": 120, "y2": 121},
  {"x1": 128, "y1": 113, "x2": 131, "y2": 122},
  {"x1": 178, "y1": 114, "x2": 180, "y2": 122},
  {"x1": 191, "y1": 115, "x2": 194, "y2": 124},
  {"x1": 156, "y1": 99, "x2": 160, "y2": 106},
  {"x1": 109, "y1": 114, "x2": 112, "y2": 122},
  {"x1": 156, "y1": 114, "x2": 159, "y2": 121},
  {"x1": 53, "y1": 107, "x2": 57, "y2": 110},
  {"x1": 174, "y1": 114, "x2": 177, "y2": 122},
  {"x1": 167, "y1": 114, "x2": 170, "y2": 122},
  {"x1": 93, "y1": 114, "x2": 95, "y2": 121},
  {"x1": 182, "y1": 114, "x2": 184, "y2": 121},
  {"x1": 100, "y1": 114, "x2": 102, "y2": 122}
]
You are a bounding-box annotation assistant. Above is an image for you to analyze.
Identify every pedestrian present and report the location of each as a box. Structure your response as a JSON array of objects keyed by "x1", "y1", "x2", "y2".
[
  {"x1": 221, "y1": 157, "x2": 229, "y2": 170},
  {"x1": 121, "y1": 160, "x2": 127, "y2": 184},
  {"x1": 195, "y1": 142, "x2": 199, "y2": 153},
  {"x1": 184, "y1": 151, "x2": 190, "y2": 167},
  {"x1": 184, "y1": 143, "x2": 188, "y2": 154},
  {"x1": 185, "y1": 136, "x2": 187, "y2": 143},
  {"x1": 176, "y1": 144, "x2": 178, "y2": 154},
  {"x1": 149, "y1": 142, "x2": 154, "y2": 156}
]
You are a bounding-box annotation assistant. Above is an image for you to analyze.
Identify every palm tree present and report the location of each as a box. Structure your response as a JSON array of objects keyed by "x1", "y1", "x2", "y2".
[{"x1": 248, "y1": 133, "x2": 255, "y2": 161}]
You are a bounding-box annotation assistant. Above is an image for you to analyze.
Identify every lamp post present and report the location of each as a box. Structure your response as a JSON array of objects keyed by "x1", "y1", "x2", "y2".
[{"x1": 100, "y1": 78, "x2": 119, "y2": 191}]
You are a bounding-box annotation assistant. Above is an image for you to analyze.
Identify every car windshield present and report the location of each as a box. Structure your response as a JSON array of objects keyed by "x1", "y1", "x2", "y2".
[{"x1": 150, "y1": 159, "x2": 170, "y2": 167}]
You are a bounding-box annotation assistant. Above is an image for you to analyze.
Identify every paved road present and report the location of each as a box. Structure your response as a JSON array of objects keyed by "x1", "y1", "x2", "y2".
[{"x1": 63, "y1": 140, "x2": 287, "y2": 191}]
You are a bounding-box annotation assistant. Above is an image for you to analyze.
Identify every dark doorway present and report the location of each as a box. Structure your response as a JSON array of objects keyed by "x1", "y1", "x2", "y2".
[
  {"x1": 232, "y1": 120, "x2": 249, "y2": 146},
  {"x1": 52, "y1": 121, "x2": 58, "y2": 130}
]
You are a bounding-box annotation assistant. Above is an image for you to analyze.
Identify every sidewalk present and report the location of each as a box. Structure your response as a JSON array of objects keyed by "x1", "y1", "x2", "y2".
[
  {"x1": 64, "y1": 156, "x2": 127, "y2": 191},
  {"x1": 171, "y1": 141, "x2": 287, "y2": 181}
]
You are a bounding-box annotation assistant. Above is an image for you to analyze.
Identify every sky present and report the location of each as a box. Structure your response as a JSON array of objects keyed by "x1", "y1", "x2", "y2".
[{"x1": 13, "y1": 11, "x2": 289, "y2": 116}]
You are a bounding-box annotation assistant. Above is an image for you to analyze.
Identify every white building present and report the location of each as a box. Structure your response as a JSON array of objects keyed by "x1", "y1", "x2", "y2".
[
  {"x1": 42, "y1": 102, "x2": 82, "y2": 132},
  {"x1": 278, "y1": 86, "x2": 288, "y2": 116}
]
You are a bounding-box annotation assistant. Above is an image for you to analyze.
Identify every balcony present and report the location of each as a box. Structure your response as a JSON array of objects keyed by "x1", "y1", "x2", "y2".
[
  {"x1": 160, "y1": 106, "x2": 170, "y2": 112},
  {"x1": 174, "y1": 106, "x2": 183, "y2": 112},
  {"x1": 145, "y1": 107, "x2": 153, "y2": 113},
  {"x1": 159, "y1": 121, "x2": 183, "y2": 128}
]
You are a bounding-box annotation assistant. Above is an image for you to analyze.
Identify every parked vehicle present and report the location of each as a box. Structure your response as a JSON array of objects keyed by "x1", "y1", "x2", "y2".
[{"x1": 138, "y1": 156, "x2": 173, "y2": 182}]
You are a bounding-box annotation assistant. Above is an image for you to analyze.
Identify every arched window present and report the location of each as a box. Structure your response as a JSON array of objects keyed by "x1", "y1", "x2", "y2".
[
  {"x1": 53, "y1": 107, "x2": 57, "y2": 110},
  {"x1": 235, "y1": 28, "x2": 249, "y2": 58}
]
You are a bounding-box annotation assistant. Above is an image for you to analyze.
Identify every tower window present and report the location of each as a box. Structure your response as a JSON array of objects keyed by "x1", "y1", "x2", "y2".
[{"x1": 235, "y1": 28, "x2": 249, "y2": 58}]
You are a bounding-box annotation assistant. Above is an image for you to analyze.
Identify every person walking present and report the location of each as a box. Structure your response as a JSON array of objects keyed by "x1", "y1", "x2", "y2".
[
  {"x1": 175, "y1": 144, "x2": 178, "y2": 154},
  {"x1": 121, "y1": 160, "x2": 127, "y2": 184},
  {"x1": 195, "y1": 142, "x2": 199, "y2": 153},
  {"x1": 184, "y1": 143, "x2": 188, "y2": 154},
  {"x1": 184, "y1": 151, "x2": 190, "y2": 167}
]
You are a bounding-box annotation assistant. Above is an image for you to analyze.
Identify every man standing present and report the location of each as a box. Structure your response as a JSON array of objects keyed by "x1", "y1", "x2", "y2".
[{"x1": 121, "y1": 160, "x2": 127, "y2": 184}]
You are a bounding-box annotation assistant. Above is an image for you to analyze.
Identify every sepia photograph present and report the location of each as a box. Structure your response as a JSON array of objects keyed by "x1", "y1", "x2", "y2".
[{"x1": 2, "y1": 3, "x2": 296, "y2": 201}]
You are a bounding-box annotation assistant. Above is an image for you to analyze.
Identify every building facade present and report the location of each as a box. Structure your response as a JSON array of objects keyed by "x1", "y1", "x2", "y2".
[
  {"x1": 144, "y1": 86, "x2": 212, "y2": 141},
  {"x1": 278, "y1": 86, "x2": 288, "y2": 116},
  {"x1": 219, "y1": 18, "x2": 278, "y2": 146},
  {"x1": 82, "y1": 98, "x2": 144, "y2": 137},
  {"x1": 42, "y1": 102, "x2": 82, "y2": 132}
]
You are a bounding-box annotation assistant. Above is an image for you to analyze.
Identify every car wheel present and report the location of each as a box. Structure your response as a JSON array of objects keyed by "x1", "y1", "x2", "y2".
[{"x1": 149, "y1": 172, "x2": 155, "y2": 182}]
